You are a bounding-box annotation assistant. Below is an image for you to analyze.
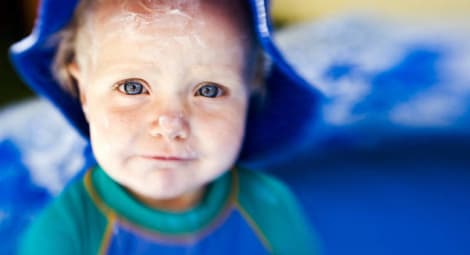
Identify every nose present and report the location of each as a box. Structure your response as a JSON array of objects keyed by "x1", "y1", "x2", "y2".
[{"x1": 149, "y1": 113, "x2": 189, "y2": 140}]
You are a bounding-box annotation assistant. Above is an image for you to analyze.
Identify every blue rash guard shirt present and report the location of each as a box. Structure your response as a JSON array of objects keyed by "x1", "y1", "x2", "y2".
[{"x1": 19, "y1": 166, "x2": 318, "y2": 255}]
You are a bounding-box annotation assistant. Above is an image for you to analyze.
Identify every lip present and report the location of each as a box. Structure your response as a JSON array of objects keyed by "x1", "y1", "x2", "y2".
[{"x1": 140, "y1": 155, "x2": 196, "y2": 161}]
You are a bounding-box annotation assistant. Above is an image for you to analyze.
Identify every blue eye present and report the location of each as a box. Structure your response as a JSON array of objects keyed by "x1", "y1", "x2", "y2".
[
  {"x1": 118, "y1": 80, "x2": 147, "y2": 95},
  {"x1": 196, "y1": 83, "x2": 223, "y2": 98}
]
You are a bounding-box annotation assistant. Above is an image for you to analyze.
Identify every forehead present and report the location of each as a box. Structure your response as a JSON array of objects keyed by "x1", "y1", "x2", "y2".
[
  {"x1": 77, "y1": 0, "x2": 253, "y2": 78},
  {"x1": 78, "y1": 0, "x2": 253, "y2": 69},
  {"x1": 89, "y1": 0, "x2": 250, "y2": 44}
]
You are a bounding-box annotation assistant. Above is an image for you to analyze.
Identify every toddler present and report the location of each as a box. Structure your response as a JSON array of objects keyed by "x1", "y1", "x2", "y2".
[{"x1": 12, "y1": 0, "x2": 320, "y2": 254}]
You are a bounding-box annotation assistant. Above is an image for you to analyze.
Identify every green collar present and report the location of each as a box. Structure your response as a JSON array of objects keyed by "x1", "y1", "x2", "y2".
[{"x1": 84, "y1": 166, "x2": 237, "y2": 237}]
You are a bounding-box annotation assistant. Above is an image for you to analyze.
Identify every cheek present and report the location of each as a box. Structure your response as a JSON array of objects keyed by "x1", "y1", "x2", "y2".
[
  {"x1": 193, "y1": 100, "x2": 247, "y2": 154},
  {"x1": 86, "y1": 101, "x2": 145, "y2": 148}
]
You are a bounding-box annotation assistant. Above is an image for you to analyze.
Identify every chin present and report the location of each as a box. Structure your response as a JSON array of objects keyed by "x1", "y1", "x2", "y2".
[{"x1": 132, "y1": 173, "x2": 194, "y2": 197}]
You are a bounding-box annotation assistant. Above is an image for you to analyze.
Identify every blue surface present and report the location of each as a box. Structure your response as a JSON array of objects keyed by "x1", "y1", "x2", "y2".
[{"x1": 271, "y1": 136, "x2": 470, "y2": 255}]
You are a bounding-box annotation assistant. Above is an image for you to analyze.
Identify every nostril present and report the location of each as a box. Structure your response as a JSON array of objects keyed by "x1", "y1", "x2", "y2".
[{"x1": 170, "y1": 130, "x2": 188, "y2": 140}]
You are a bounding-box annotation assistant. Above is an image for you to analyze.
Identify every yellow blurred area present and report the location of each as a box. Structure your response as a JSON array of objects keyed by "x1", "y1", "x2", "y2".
[
  {"x1": 272, "y1": 0, "x2": 470, "y2": 23},
  {"x1": 22, "y1": 0, "x2": 470, "y2": 29}
]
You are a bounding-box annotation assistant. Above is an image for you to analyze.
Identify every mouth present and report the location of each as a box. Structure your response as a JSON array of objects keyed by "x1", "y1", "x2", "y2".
[{"x1": 140, "y1": 155, "x2": 197, "y2": 162}]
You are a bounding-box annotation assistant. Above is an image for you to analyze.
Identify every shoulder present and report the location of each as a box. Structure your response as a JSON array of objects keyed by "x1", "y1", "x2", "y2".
[
  {"x1": 19, "y1": 172, "x2": 106, "y2": 255},
  {"x1": 235, "y1": 168, "x2": 320, "y2": 255}
]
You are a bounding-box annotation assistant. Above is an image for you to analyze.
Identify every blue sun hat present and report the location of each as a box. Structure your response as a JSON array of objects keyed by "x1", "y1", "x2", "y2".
[{"x1": 9, "y1": 0, "x2": 322, "y2": 164}]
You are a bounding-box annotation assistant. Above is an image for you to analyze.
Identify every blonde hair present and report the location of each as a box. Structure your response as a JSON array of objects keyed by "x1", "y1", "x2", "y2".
[{"x1": 52, "y1": 0, "x2": 94, "y2": 97}]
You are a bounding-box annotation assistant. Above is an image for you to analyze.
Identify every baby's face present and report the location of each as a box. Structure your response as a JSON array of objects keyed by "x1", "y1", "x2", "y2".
[{"x1": 72, "y1": 0, "x2": 251, "y2": 202}]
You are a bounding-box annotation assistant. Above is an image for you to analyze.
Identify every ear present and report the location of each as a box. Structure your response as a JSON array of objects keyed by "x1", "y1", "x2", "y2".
[{"x1": 67, "y1": 62, "x2": 89, "y2": 118}]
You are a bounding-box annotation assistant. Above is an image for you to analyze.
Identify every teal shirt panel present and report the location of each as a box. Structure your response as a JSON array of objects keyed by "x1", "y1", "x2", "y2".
[
  {"x1": 18, "y1": 176, "x2": 108, "y2": 255},
  {"x1": 237, "y1": 169, "x2": 319, "y2": 254},
  {"x1": 19, "y1": 166, "x2": 319, "y2": 255}
]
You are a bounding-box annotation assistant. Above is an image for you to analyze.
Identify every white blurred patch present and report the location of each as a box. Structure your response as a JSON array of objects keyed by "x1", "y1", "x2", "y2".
[
  {"x1": 0, "y1": 99, "x2": 88, "y2": 195},
  {"x1": 390, "y1": 92, "x2": 466, "y2": 127}
]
